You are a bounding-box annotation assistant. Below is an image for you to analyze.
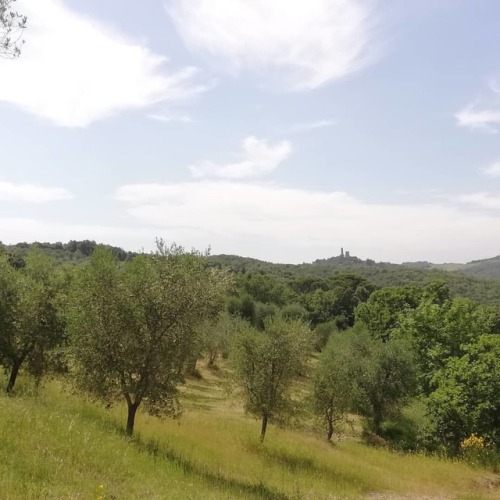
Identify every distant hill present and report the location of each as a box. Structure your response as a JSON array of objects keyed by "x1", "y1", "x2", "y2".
[
  {"x1": 209, "y1": 253, "x2": 500, "y2": 307},
  {"x1": 403, "y1": 255, "x2": 500, "y2": 281},
  {"x1": 2, "y1": 241, "x2": 500, "y2": 307},
  {"x1": 0, "y1": 240, "x2": 136, "y2": 266}
]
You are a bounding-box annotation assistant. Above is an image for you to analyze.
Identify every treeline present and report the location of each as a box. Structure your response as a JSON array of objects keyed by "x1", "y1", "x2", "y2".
[
  {"x1": 0, "y1": 245, "x2": 498, "y2": 467},
  {"x1": 0, "y1": 240, "x2": 137, "y2": 267},
  {"x1": 4, "y1": 241, "x2": 500, "y2": 305},
  {"x1": 210, "y1": 254, "x2": 500, "y2": 307}
]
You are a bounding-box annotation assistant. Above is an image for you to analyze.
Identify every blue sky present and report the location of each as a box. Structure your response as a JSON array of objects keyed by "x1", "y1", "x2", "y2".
[{"x1": 1, "y1": 0, "x2": 500, "y2": 264}]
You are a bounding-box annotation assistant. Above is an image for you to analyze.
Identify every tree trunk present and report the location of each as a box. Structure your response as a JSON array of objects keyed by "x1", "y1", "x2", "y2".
[
  {"x1": 327, "y1": 417, "x2": 334, "y2": 441},
  {"x1": 6, "y1": 360, "x2": 21, "y2": 394},
  {"x1": 207, "y1": 351, "x2": 217, "y2": 367},
  {"x1": 184, "y1": 355, "x2": 198, "y2": 376},
  {"x1": 260, "y1": 415, "x2": 268, "y2": 442},
  {"x1": 126, "y1": 402, "x2": 139, "y2": 436},
  {"x1": 372, "y1": 404, "x2": 383, "y2": 435}
]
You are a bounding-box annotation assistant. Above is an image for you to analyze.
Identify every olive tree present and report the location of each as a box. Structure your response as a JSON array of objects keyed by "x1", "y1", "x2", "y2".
[
  {"x1": 69, "y1": 247, "x2": 229, "y2": 435},
  {"x1": 363, "y1": 338, "x2": 416, "y2": 434},
  {"x1": 0, "y1": 250, "x2": 63, "y2": 393},
  {"x1": 349, "y1": 328, "x2": 417, "y2": 434},
  {"x1": 312, "y1": 334, "x2": 356, "y2": 441},
  {"x1": 231, "y1": 317, "x2": 311, "y2": 441},
  {"x1": 312, "y1": 326, "x2": 416, "y2": 439},
  {"x1": 0, "y1": 256, "x2": 18, "y2": 390},
  {"x1": 201, "y1": 313, "x2": 241, "y2": 367}
]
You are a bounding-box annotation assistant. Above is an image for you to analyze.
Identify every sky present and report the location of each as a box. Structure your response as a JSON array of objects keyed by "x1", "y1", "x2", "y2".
[{"x1": 1, "y1": 0, "x2": 500, "y2": 264}]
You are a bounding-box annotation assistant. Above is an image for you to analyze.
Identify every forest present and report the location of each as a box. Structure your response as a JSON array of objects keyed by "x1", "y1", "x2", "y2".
[{"x1": 0, "y1": 240, "x2": 499, "y2": 498}]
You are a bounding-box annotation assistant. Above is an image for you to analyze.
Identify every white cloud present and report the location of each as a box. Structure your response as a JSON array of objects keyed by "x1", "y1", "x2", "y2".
[
  {"x1": 167, "y1": 0, "x2": 380, "y2": 90},
  {"x1": 115, "y1": 181, "x2": 500, "y2": 264},
  {"x1": 148, "y1": 112, "x2": 194, "y2": 123},
  {"x1": 0, "y1": 182, "x2": 73, "y2": 203},
  {"x1": 0, "y1": 0, "x2": 205, "y2": 127},
  {"x1": 188, "y1": 137, "x2": 292, "y2": 179},
  {"x1": 482, "y1": 161, "x2": 500, "y2": 177},
  {"x1": 286, "y1": 120, "x2": 336, "y2": 133},
  {"x1": 455, "y1": 192, "x2": 500, "y2": 210},
  {"x1": 456, "y1": 107, "x2": 500, "y2": 133},
  {"x1": 456, "y1": 79, "x2": 500, "y2": 132}
]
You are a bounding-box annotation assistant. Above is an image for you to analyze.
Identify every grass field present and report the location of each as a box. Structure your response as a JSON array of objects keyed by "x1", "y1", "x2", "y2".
[{"x1": 0, "y1": 365, "x2": 498, "y2": 499}]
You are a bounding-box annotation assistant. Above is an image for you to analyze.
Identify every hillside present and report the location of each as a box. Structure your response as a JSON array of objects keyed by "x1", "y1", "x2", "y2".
[
  {"x1": 0, "y1": 240, "x2": 136, "y2": 266},
  {"x1": 404, "y1": 256, "x2": 500, "y2": 281},
  {"x1": 1, "y1": 369, "x2": 498, "y2": 499},
  {"x1": 4, "y1": 241, "x2": 500, "y2": 306},
  {"x1": 209, "y1": 253, "x2": 500, "y2": 306}
]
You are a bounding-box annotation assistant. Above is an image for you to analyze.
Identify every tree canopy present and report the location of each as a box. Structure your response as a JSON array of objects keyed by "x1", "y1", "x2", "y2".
[
  {"x1": 231, "y1": 316, "x2": 311, "y2": 441},
  {"x1": 69, "y1": 247, "x2": 230, "y2": 435},
  {"x1": 0, "y1": 250, "x2": 64, "y2": 393},
  {"x1": 428, "y1": 335, "x2": 500, "y2": 452}
]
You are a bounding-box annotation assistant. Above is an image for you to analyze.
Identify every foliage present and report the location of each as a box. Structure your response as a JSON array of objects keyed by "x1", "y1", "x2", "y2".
[
  {"x1": 288, "y1": 275, "x2": 329, "y2": 294},
  {"x1": 0, "y1": 250, "x2": 64, "y2": 392},
  {"x1": 0, "y1": 0, "x2": 26, "y2": 58},
  {"x1": 253, "y1": 302, "x2": 278, "y2": 330},
  {"x1": 280, "y1": 302, "x2": 308, "y2": 322},
  {"x1": 313, "y1": 321, "x2": 339, "y2": 352},
  {"x1": 460, "y1": 434, "x2": 499, "y2": 470},
  {"x1": 3, "y1": 238, "x2": 500, "y2": 463},
  {"x1": 209, "y1": 253, "x2": 500, "y2": 307},
  {"x1": 343, "y1": 327, "x2": 417, "y2": 434},
  {"x1": 427, "y1": 335, "x2": 500, "y2": 453},
  {"x1": 326, "y1": 274, "x2": 376, "y2": 325},
  {"x1": 200, "y1": 313, "x2": 245, "y2": 367},
  {"x1": 0, "y1": 256, "x2": 18, "y2": 385},
  {"x1": 235, "y1": 272, "x2": 295, "y2": 306},
  {"x1": 6, "y1": 240, "x2": 500, "y2": 307},
  {"x1": 227, "y1": 295, "x2": 279, "y2": 330},
  {"x1": 301, "y1": 289, "x2": 340, "y2": 326},
  {"x1": 1, "y1": 240, "x2": 136, "y2": 266},
  {"x1": 230, "y1": 316, "x2": 311, "y2": 441},
  {"x1": 312, "y1": 333, "x2": 356, "y2": 440},
  {"x1": 355, "y1": 285, "x2": 423, "y2": 341},
  {"x1": 69, "y1": 247, "x2": 229, "y2": 435},
  {"x1": 301, "y1": 274, "x2": 376, "y2": 327},
  {"x1": 227, "y1": 294, "x2": 257, "y2": 325},
  {"x1": 395, "y1": 296, "x2": 497, "y2": 394}
]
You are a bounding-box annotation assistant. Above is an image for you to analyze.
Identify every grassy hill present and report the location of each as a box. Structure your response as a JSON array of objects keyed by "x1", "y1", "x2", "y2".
[{"x1": 1, "y1": 367, "x2": 498, "y2": 499}]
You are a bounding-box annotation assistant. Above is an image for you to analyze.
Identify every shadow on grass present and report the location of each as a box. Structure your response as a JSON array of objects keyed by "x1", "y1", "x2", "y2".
[
  {"x1": 245, "y1": 441, "x2": 375, "y2": 493},
  {"x1": 247, "y1": 443, "x2": 316, "y2": 472},
  {"x1": 132, "y1": 435, "x2": 290, "y2": 500},
  {"x1": 378, "y1": 414, "x2": 420, "y2": 451},
  {"x1": 61, "y1": 391, "x2": 368, "y2": 498},
  {"x1": 181, "y1": 391, "x2": 221, "y2": 403},
  {"x1": 185, "y1": 382, "x2": 223, "y2": 392},
  {"x1": 74, "y1": 404, "x2": 289, "y2": 500},
  {"x1": 75, "y1": 404, "x2": 289, "y2": 499}
]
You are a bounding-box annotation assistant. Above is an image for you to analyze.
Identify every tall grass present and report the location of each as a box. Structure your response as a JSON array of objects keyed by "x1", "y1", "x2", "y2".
[{"x1": 0, "y1": 370, "x2": 498, "y2": 499}]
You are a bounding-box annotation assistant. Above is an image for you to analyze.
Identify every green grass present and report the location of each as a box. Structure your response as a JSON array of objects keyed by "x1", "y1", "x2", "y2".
[{"x1": 0, "y1": 369, "x2": 498, "y2": 499}]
